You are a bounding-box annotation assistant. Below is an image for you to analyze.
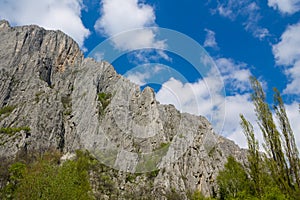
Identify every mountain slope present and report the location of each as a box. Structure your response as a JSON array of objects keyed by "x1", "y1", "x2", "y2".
[{"x1": 0, "y1": 20, "x2": 246, "y2": 198}]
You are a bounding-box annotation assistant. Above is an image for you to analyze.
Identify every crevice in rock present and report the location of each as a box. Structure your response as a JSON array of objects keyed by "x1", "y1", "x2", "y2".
[
  {"x1": 2, "y1": 76, "x2": 14, "y2": 106},
  {"x1": 58, "y1": 122, "x2": 65, "y2": 152},
  {"x1": 38, "y1": 57, "x2": 53, "y2": 87}
]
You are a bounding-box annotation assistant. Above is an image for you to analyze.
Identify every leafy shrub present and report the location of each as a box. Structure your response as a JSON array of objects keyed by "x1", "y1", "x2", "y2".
[
  {"x1": 159, "y1": 142, "x2": 170, "y2": 149},
  {"x1": 188, "y1": 190, "x2": 214, "y2": 200},
  {"x1": 98, "y1": 92, "x2": 111, "y2": 110},
  {"x1": 165, "y1": 188, "x2": 184, "y2": 200},
  {"x1": 0, "y1": 127, "x2": 30, "y2": 136},
  {"x1": 1, "y1": 150, "x2": 94, "y2": 200},
  {"x1": 0, "y1": 105, "x2": 16, "y2": 116},
  {"x1": 0, "y1": 105, "x2": 16, "y2": 121},
  {"x1": 61, "y1": 95, "x2": 72, "y2": 109}
]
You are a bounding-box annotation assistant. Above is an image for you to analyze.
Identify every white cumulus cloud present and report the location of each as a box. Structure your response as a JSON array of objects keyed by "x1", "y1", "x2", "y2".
[
  {"x1": 225, "y1": 95, "x2": 300, "y2": 149},
  {"x1": 94, "y1": 0, "x2": 166, "y2": 51},
  {"x1": 268, "y1": 0, "x2": 300, "y2": 14},
  {"x1": 155, "y1": 57, "x2": 256, "y2": 148},
  {"x1": 215, "y1": 58, "x2": 252, "y2": 93},
  {"x1": 156, "y1": 76, "x2": 224, "y2": 117},
  {"x1": 95, "y1": 0, "x2": 155, "y2": 36},
  {"x1": 0, "y1": 0, "x2": 90, "y2": 48},
  {"x1": 273, "y1": 22, "x2": 300, "y2": 94},
  {"x1": 285, "y1": 102, "x2": 300, "y2": 150},
  {"x1": 154, "y1": 56, "x2": 300, "y2": 150},
  {"x1": 126, "y1": 71, "x2": 150, "y2": 85},
  {"x1": 224, "y1": 94, "x2": 258, "y2": 148},
  {"x1": 155, "y1": 76, "x2": 255, "y2": 149},
  {"x1": 155, "y1": 66, "x2": 300, "y2": 149},
  {"x1": 273, "y1": 22, "x2": 300, "y2": 66},
  {"x1": 284, "y1": 61, "x2": 300, "y2": 94}
]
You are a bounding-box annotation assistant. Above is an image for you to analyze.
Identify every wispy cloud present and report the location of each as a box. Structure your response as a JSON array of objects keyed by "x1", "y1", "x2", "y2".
[
  {"x1": 272, "y1": 22, "x2": 300, "y2": 95},
  {"x1": 212, "y1": 0, "x2": 269, "y2": 40},
  {"x1": 94, "y1": 0, "x2": 166, "y2": 52},
  {"x1": 268, "y1": 0, "x2": 300, "y2": 14},
  {"x1": 243, "y1": 2, "x2": 270, "y2": 40},
  {"x1": 0, "y1": 0, "x2": 90, "y2": 48},
  {"x1": 128, "y1": 50, "x2": 171, "y2": 64},
  {"x1": 203, "y1": 29, "x2": 219, "y2": 49}
]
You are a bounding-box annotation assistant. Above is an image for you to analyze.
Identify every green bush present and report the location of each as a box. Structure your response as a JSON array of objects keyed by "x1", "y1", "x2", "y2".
[
  {"x1": 0, "y1": 105, "x2": 16, "y2": 116},
  {"x1": 0, "y1": 105, "x2": 16, "y2": 121},
  {"x1": 165, "y1": 188, "x2": 184, "y2": 200},
  {"x1": 61, "y1": 95, "x2": 72, "y2": 109},
  {"x1": 188, "y1": 190, "x2": 208, "y2": 200},
  {"x1": 0, "y1": 127, "x2": 30, "y2": 136},
  {"x1": 1, "y1": 150, "x2": 94, "y2": 200},
  {"x1": 159, "y1": 142, "x2": 170, "y2": 149},
  {"x1": 98, "y1": 92, "x2": 111, "y2": 110}
]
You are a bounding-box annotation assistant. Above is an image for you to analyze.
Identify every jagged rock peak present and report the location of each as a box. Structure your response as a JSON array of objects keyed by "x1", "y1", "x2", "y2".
[{"x1": 0, "y1": 20, "x2": 10, "y2": 28}]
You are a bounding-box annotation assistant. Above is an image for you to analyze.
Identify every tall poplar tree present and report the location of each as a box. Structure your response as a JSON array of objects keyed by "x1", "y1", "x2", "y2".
[{"x1": 240, "y1": 77, "x2": 300, "y2": 198}]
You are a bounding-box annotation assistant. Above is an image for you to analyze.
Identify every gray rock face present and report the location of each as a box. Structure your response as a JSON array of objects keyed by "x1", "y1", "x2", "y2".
[
  {"x1": 0, "y1": 20, "x2": 246, "y2": 198},
  {"x1": 0, "y1": 20, "x2": 83, "y2": 157}
]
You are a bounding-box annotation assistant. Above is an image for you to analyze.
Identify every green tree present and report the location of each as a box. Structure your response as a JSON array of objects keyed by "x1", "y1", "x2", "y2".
[
  {"x1": 240, "y1": 77, "x2": 300, "y2": 198},
  {"x1": 217, "y1": 156, "x2": 251, "y2": 199},
  {"x1": 273, "y1": 88, "x2": 300, "y2": 189},
  {"x1": 240, "y1": 115, "x2": 263, "y2": 197},
  {"x1": 218, "y1": 77, "x2": 299, "y2": 199}
]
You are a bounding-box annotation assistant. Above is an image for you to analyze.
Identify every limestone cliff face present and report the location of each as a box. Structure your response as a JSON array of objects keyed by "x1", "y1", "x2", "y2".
[{"x1": 0, "y1": 20, "x2": 246, "y2": 198}]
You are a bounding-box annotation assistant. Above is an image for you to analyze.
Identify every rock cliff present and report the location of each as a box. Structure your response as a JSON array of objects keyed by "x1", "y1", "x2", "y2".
[{"x1": 0, "y1": 20, "x2": 246, "y2": 199}]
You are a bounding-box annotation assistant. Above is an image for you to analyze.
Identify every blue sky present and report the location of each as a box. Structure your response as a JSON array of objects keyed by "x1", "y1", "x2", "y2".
[{"x1": 1, "y1": 0, "x2": 300, "y2": 149}]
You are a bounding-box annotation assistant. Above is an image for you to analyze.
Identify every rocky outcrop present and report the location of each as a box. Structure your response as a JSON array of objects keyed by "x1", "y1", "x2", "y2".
[{"x1": 0, "y1": 20, "x2": 246, "y2": 198}]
